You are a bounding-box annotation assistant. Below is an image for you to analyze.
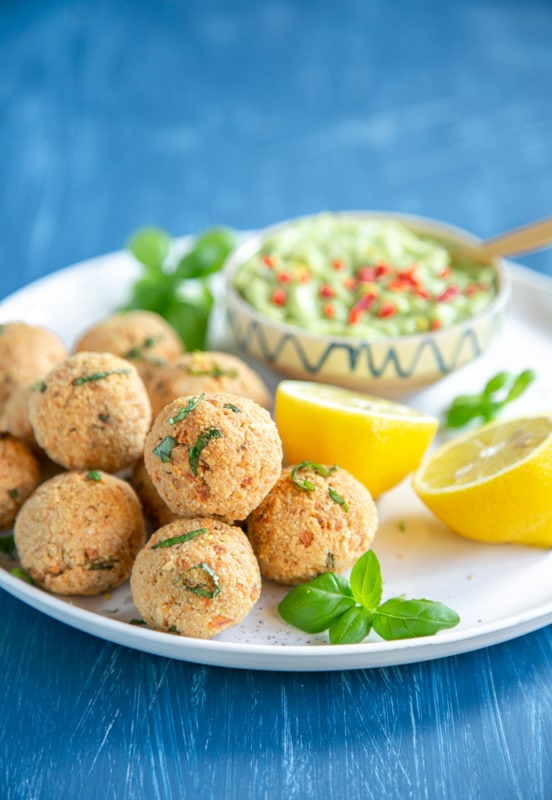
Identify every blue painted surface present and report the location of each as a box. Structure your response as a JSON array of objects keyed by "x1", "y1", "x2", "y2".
[{"x1": 1, "y1": 1, "x2": 551, "y2": 798}]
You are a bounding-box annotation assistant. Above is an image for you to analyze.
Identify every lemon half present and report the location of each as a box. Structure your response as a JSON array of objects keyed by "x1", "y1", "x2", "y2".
[
  {"x1": 413, "y1": 415, "x2": 552, "y2": 547},
  {"x1": 275, "y1": 380, "x2": 439, "y2": 498}
]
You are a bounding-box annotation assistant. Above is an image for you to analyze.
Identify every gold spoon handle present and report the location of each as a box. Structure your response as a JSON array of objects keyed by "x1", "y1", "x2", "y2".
[{"x1": 479, "y1": 217, "x2": 552, "y2": 258}]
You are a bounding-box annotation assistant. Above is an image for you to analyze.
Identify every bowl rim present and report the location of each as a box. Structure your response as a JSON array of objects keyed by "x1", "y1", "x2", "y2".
[{"x1": 224, "y1": 210, "x2": 512, "y2": 350}]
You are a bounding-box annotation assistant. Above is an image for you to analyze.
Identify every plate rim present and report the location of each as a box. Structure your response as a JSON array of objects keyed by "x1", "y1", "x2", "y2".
[{"x1": 0, "y1": 246, "x2": 551, "y2": 671}]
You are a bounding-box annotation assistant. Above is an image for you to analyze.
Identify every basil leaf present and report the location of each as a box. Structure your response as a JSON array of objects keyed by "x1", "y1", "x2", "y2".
[
  {"x1": 151, "y1": 527, "x2": 208, "y2": 549},
  {"x1": 168, "y1": 393, "x2": 205, "y2": 424},
  {"x1": 328, "y1": 486, "x2": 348, "y2": 511},
  {"x1": 278, "y1": 573, "x2": 355, "y2": 634},
  {"x1": 445, "y1": 397, "x2": 481, "y2": 429},
  {"x1": 290, "y1": 461, "x2": 338, "y2": 491},
  {"x1": 478, "y1": 398, "x2": 502, "y2": 423},
  {"x1": 165, "y1": 294, "x2": 213, "y2": 352},
  {"x1": 372, "y1": 597, "x2": 460, "y2": 640},
  {"x1": 123, "y1": 274, "x2": 174, "y2": 312},
  {"x1": 483, "y1": 371, "x2": 510, "y2": 396},
  {"x1": 86, "y1": 470, "x2": 102, "y2": 482},
  {"x1": 0, "y1": 534, "x2": 16, "y2": 558},
  {"x1": 349, "y1": 550, "x2": 382, "y2": 611},
  {"x1": 445, "y1": 369, "x2": 537, "y2": 430},
  {"x1": 73, "y1": 369, "x2": 131, "y2": 386},
  {"x1": 127, "y1": 227, "x2": 171, "y2": 274},
  {"x1": 189, "y1": 427, "x2": 222, "y2": 476},
  {"x1": 153, "y1": 436, "x2": 177, "y2": 463},
  {"x1": 178, "y1": 562, "x2": 221, "y2": 599},
  {"x1": 174, "y1": 228, "x2": 235, "y2": 280},
  {"x1": 505, "y1": 369, "x2": 536, "y2": 402},
  {"x1": 11, "y1": 567, "x2": 34, "y2": 584},
  {"x1": 329, "y1": 606, "x2": 372, "y2": 644}
]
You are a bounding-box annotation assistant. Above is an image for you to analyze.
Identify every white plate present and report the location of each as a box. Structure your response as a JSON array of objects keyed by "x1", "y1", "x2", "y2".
[{"x1": 0, "y1": 246, "x2": 551, "y2": 671}]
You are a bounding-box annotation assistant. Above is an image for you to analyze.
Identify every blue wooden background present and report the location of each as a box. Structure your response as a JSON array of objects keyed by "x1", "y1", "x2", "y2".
[{"x1": 1, "y1": 1, "x2": 551, "y2": 798}]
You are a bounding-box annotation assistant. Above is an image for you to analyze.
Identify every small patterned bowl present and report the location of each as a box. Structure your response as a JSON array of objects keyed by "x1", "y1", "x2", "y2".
[{"x1": 225, "y1": 212, "x2": 511, "y2": 397}]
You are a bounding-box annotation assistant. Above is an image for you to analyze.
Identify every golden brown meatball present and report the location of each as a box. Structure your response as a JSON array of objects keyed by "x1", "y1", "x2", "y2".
[
  {"x1": 14, "y1": 470, "x2": 146, "y2": 595},
  {"x1": 144, "y1": 392, "x2": 282, "y2": 522},
  {"x1": 0, "y1": 384, "x2": 36, "y2": 449},
  {"x1": 0, "y1": 322, "x2": 67, "y2": 407},
  {"x1": 130, "y1": 517, "x2": 261, "y2": 638},
  {"x1": 0, "y1": 433, "x2": 41, "y2": 530},
  {"x1": 74, "y1": 310, "x2": 183, "y2": 383},
  {"x1": 131, "y1": 457, "x2": 179, "y2": 529},
  {"x1": 28, "y1": 351, "x2": 151, "y2": 471},
  {"x1": 145, "y1": 351, "x2": 271, "y2": 417},
  {"x1": 247, "y1": 463, "x2": 378, "y2": 585}
]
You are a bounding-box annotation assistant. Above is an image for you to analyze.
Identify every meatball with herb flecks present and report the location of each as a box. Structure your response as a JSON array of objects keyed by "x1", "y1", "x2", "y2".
[
  {"x1": 144, "y1": 392, "x2": 282, "y2": 522},
  {"x1": 0, "y1": 433, "x2": 41, "y2": 530},
  {"x1": 28, "y1": 351, "x2": 151, "y2": 472},
  {"x1": 130, "y1": 516, "x2": 261, "y2": 639},
  {"x1": 145, "y1": 351, "x2": 271, "y2": 417},
  {"x1": 74, "y1": 310, "x2": 184, "y2": 383},
  {"x1": 0, "y1": 322, "x2": 67, "y2": 408},
  {"x1": 0, "y1": 384, "x2": 36, "y2": 449},
  {"x1": 14, "y1": 470, "x2": 146, "y2": 595},
  {"x1": 247, "y1": 462, "x2": 378, "y2": 585}
]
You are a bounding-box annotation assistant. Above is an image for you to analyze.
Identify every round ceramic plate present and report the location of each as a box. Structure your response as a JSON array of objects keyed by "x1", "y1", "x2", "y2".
[{"x1": 0, "y1": 245, "x2": 551, "y2": 671}]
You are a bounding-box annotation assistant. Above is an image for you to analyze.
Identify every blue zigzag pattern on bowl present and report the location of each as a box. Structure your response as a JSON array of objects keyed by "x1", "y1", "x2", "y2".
[{"x1": 228, "y1": 306, "x2": 507, "y2": 379}]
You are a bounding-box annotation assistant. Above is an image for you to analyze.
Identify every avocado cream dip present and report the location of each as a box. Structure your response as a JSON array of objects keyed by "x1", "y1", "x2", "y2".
[{"x1": 232, "y1": 215, "x2": 498, "y2": 339}]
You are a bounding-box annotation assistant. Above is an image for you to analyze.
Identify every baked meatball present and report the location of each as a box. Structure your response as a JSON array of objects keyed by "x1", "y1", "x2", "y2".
[
  {"x1": 0, "y1": 433, "x2": 41, "y2": 530},
  {"x1": 131, "y1": 457, "x2": 179, "y2": 529},
  {"x1": 74, "y1": 310, "x2": 183, "y2": 382},
  {"x1": 14, "y1": 470, "x2": 146, "y2": 595},
  {"x1": 0, "y1": 322, "x2": 67, "y2": 407},
  {"x1": 130, "y1": 517, "x2": 261, "y2": 638},
  {"x1": 0, "y1": 384, "x2": 36, "y2": 448},
  {"x1": 144, "y1": 392, "x2": 282, "y2": 522},
  {"x1": 247, "y1": 462, "x2": 378, "y2": 585},
  {"x1": 28, "y1": 351, "x2": 151, "y2": 471},
  {"x1": 146, "y1": 351, "x2": 271, "y2": 417}
]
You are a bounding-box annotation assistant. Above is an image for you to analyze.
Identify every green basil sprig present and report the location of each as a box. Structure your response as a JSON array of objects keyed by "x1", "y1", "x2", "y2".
[
  {"x1": 124, "y1": 226, "x2": 235, "y2": 351},
  {"x1": 278, "y1": 550, "x2": 460, "y2": 645},
  {"x1": 444, "y1": 369, "x2": 536, "y2": 429}
]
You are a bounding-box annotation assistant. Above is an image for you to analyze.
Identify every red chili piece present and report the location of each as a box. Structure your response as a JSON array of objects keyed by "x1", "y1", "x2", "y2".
[
  {"x1": 319, "y1": 284, "x2": 335, "y2": 299},
  {"x1": 387, "y1": 279, "x2": 410, "y2": 292},
  {"x1": 277, "y1": 271, "x2": 292, "y2": 284},
  {"x1": 436, "y1": 285, "x2": 460, "y2": 303},
  {"x1": 378, "y1": 302, "x2": 397, "y2": 318},
  {"x1": 348, "y1": 293, "x2": 377, "y2": 324},
  {"x1": 332, "y1": 259, "x2": 345, "y2": 271},
  {"x1": 358, "y1": 266, "x2": 376, "y2": 282},
  {"x1": 397, "y1": 266, "x2": 418, "y2": 285},
  {"x1": 343, "y1": 276, "x2": 357, "y2": 290},
  {"x1": 262, "y1": 255, "x2": 275, "y2": 268},
  {"x1": 271, "y1": 288, "x2": 287, "y2": 306}
]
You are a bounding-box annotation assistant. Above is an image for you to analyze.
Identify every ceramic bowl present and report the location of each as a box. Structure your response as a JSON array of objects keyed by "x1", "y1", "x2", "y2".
[{"x1": 224, "y1": 212, "x2": 511, "y2": 396}]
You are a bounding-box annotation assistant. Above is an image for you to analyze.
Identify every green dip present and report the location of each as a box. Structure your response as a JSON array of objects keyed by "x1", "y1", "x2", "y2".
[{"x1": 232, "y1": 214, "x2": 498, "y2": 339}]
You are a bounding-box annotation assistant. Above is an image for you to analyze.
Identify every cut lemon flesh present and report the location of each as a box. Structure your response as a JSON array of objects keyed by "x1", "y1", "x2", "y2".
[
  {"x1": 274, "y1": 380, "x2": 439, "y2": 498},
  {"x1": 413, "y1": 415, "x2": 552, "y2": 547}
]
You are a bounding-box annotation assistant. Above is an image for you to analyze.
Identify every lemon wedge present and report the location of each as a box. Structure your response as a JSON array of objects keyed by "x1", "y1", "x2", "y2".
[
  {"x1": 274, "y1": 380, "x2": 439, "y2": 497},
  {"x1": 413, "y1": 415, "x2": 552, "y2": 547}
]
